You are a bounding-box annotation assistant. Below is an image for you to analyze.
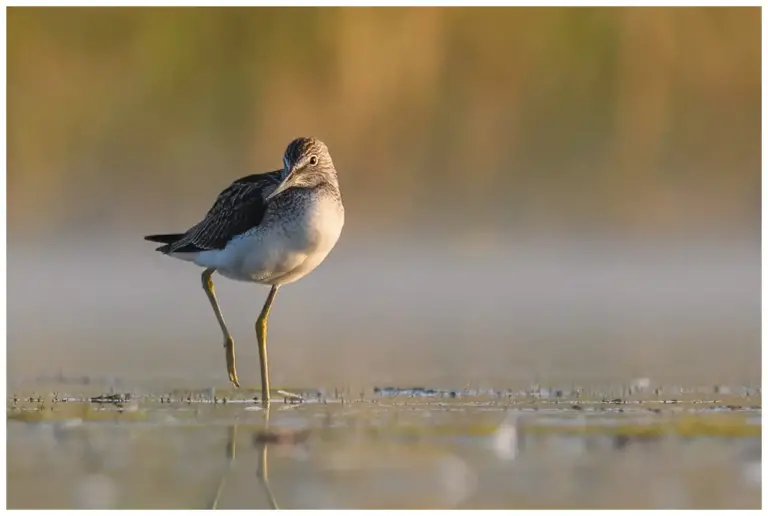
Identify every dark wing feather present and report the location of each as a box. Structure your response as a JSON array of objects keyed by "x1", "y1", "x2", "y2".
[{"x1": 162, "y1": 170, "x2": 283, "y2": 254}]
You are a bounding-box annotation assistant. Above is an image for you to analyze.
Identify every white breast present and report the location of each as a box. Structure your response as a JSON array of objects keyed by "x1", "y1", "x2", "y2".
[
  {"x1": 270, "y1": 197, "x2": 345, "y2": 285},
  {"x1": 202, "y1": 195, "x2": 344, "y2": 285}
]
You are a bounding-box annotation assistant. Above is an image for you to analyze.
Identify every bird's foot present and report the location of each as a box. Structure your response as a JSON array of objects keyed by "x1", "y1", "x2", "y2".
[{"x1": 224, "y1": 337, "x2": 240, "y2": 388}]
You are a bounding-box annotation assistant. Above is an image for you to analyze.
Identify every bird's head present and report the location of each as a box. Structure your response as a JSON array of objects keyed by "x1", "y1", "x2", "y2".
[{"x1": 266, "y1": 137, "x2": 336, "y2": 201}]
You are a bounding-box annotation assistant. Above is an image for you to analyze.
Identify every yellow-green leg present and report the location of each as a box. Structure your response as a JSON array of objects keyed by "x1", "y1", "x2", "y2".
[
  {"x1": 256, "y1": 285, "x2": 280, "y2": 407},
  {"x1": 202, "y1": 268, "x2": 240, "y2": 388}
]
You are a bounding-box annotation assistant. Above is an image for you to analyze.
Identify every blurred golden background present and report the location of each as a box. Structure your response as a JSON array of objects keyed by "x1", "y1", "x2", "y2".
[
  {"x1": 8, "y1": 7, "x2": 760, "y2": 240},
  {"x1": 6, "y1": 7, "x2": 761, "y2": 390}
]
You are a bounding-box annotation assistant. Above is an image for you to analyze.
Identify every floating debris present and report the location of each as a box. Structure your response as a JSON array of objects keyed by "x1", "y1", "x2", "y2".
[
  {"x1": 492, "y1": 415, "x2": 521, "y2": 461},
  {"x1": 630, "y1": 377, "x2": 651, "y2": 392},
  {"x1": 89, "y1": 393, "x2": 131, "y2": 405},
  {"x1": 373, "y1": 387, "x2": 461, "y2": 398},
  {"x1": 278, "y1": 390, "x2": 305, "y2": 404}
]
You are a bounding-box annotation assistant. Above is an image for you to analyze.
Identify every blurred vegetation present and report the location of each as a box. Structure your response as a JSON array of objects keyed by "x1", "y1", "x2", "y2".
[{"x1": 7, "y1": 7, "x2": 760, "y2": 239}]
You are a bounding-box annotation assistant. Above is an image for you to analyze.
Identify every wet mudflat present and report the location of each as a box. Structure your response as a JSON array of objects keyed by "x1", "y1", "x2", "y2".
[{"x1": 7, "y1": 385, "x2": 761, "y2": 509}]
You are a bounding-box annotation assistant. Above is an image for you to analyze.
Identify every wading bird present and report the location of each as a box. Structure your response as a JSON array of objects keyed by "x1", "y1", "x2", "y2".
[{"x1": 145, "y1": 137, "x2": 344, "y2": 406}]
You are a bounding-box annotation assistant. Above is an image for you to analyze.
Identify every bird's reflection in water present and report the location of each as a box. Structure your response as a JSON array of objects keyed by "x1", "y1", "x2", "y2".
[
  {"x1": 209, "y1": 406, "x2": 286, "y2": 510},
  {"x1": 208, "y1": 421, "x2": 239, "y2": 509},
  {"x1": 256, "y1": 406, "x2": 279, "y2": 509}
]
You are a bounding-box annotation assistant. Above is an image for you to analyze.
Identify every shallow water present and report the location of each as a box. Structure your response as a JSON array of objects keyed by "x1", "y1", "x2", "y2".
[
  {"x1": 8, "y1": 238, "x2": 760, "y2": 390},
  {"x1": 7, "y1": 237, "x2": 760, "y2": 508},
  {"x1": 7, "y1": 386, "x2": 761, "y2": 509}
]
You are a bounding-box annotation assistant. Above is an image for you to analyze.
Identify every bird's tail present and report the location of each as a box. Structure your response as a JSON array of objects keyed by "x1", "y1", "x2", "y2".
[
  {"x1": 144, "y1": 233, "x2": 183, "y2": 244},
  {"x1": 144, "y1": 233, "x2": 184, "y2": 253}
]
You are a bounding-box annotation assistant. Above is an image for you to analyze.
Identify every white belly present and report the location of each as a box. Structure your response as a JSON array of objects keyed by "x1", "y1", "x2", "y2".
[{"x1": 192, "y1": 197, "x2": 344, "y2": 285}]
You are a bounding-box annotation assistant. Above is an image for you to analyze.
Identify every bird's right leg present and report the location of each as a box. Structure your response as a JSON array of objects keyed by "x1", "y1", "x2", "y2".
[
  {"x1": 255, "y1": 285, "x2": 280, "y2": 407},
  {"x1": 202, "y1": 268, "x2": 240, "y2": 388}
]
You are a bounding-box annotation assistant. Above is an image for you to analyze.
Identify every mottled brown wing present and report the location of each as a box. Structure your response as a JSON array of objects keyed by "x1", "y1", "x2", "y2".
[{"x1": 163, "y1": 170, "x2": 282, "y2": 253}]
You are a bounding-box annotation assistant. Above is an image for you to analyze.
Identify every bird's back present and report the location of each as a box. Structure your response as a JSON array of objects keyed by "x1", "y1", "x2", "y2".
[{"x1": 146, "y1": 170, "x2": 283, "y2": 254}]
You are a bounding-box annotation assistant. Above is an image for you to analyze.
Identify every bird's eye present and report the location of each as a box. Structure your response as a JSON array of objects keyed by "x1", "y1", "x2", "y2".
[{"x1": 309, "y1": 155, "x2": 318, "y2": 166}]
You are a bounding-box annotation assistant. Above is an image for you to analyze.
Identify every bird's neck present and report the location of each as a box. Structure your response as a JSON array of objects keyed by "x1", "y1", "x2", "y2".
[{"x1": 324, "y1": 169, "x2": 340, "y2": 190}]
